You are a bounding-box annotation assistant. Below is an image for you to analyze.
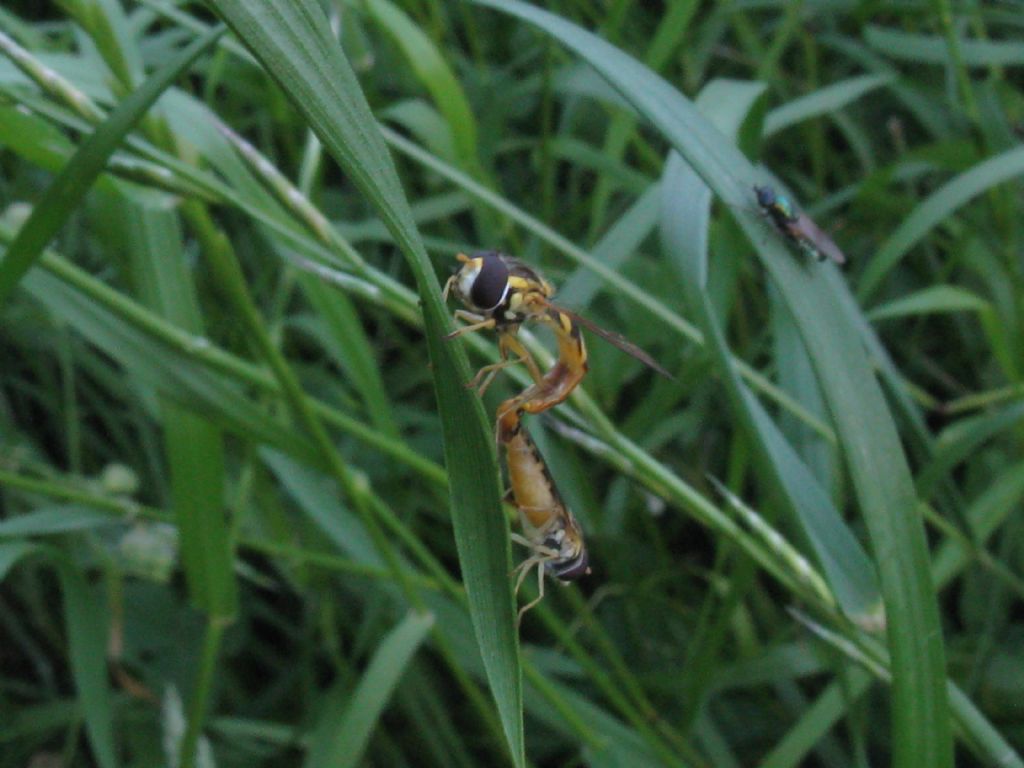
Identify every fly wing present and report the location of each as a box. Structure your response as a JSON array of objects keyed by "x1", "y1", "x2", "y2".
[
  {"x1": 552, "y1": 303, "x2": 675, "y2": 380},
  {"x1": 794, "y1": 212, "x2": 847, "y2": 265}
]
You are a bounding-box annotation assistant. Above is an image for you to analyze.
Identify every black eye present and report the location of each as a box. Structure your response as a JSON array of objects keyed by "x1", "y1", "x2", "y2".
[
  {"x1": 552, "y1": 548, "x2": 590, "y2": 581},
  {"x1": 470, "y1": 251, "x2": 509, "y2": 310},
  {"x1": 754, "y1": 185, "x2": 774, "y2": 208}
]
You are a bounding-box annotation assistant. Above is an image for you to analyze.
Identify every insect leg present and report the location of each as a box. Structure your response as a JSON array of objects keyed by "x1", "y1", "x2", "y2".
[
  {"x1": 511, "y1": 550, "x2": 541, "y2": 594},
  {"x1": 499, "y1": 334, "x2": 544, "y2": 384},
  {"x1": 444, "y1": 311, "x2": 496, "y2": 340},
  {"x1": 470, "y1": 334, "x2": 540, "y2": 395},
  {"x1": 510, "y1": 532, "x2": 534, "y2": 550},
  {"x1": 468, "y1": 335, "x2": 515, "y2": 392},
  {"x1": 516, "y1": 564, "x2": 547, "y2": 626},
  {"x1": 442, "y1": 273, "x2": 457, "y2": 302}
]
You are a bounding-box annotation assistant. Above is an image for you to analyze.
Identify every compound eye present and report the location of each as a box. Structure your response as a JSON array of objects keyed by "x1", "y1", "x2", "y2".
[
  {"x1": 552, "y1": 548, "x2": 590, "y2": 582},
  {"x1": 469, "y1": 252, "x2": 510, "y2": 311}
]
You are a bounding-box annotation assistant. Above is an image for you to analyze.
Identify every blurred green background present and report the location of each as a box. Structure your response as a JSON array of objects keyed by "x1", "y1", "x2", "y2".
[{"x1": 1, "y1": 1, "x2": 1023, "y2": 766}]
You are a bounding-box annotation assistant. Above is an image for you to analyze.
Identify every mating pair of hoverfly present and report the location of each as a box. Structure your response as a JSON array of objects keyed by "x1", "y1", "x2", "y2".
[{"x1": 443, "y1": 250, "x2": 672, "y2": 620}]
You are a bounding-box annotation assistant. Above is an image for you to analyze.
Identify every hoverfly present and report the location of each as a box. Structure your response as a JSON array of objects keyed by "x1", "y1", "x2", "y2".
[
  {"x1": 442, "y1": 250, "x2": 673, "y2": 415},
  {"x1": 498, "y1": 406, "x2": 589, "y2": 623},
  {"x1": 442, "y1": 250, "x2": 670, "y2": 619},
  {"x1": 753, "y1": 185, "x2": 847, "y2": 265}
]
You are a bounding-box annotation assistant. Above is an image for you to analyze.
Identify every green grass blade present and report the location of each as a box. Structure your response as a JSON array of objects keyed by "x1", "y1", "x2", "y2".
[
  {"x1": 864, "y1": 25, "x2": 1024, "y2": 66},
  {"x1": 0, "y1": 23, "x2": 224, "y2": 307},
  {"x1": 0, "y1": 227, "x2": 439, "y2": 484},
  {"x1": 858, "y1": 144, "x2": 1024, "y2": 301},
  {"x1": 304, "y1": 611, "x2": 434, "y2": 768},
  {"x1": 12, "y1": 251, "x2": 322, "y2": 466},
  {"x1": 0, "y1": 506, "x2": 118, "y2": 536},
  {"x1": 298, "y1": 272, "x2": 401, "y2": 439},
  {"x1": 121, "y1": 200, "x2": 237, "y2": 619},
  {"x1": 558, "y1": 184, "x2": 660, "y2": 310},
  {"x1": 362, "y1": 0, "x2": 478, "y2": 168},
  {"x1": 763, "y1": 74, "x2": 893, "y2": 136},
  {"x1": 206, "y1": 3, "x2": 522, "y2": 763},
  {"x1": 866, "y1": 285, "x2": 989, "y2": 322},
  {"x1": 758, "y1": 670, "x2": 873, "y2": 767},
  {"x1": 660, "y1": 90, "x2": 881, "y2": 621},
  {"x1": 0, "y1": 543, "x2": 118, "y2": 768},
  {"x1": 476, "y1": 2, "x2": 952, "y2": 763}
]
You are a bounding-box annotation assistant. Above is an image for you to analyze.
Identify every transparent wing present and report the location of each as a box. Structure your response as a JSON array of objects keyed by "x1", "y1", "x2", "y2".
[
  {"x1": 795, "y1": 212, "x2": 847, "y2": 265},
  {"x1": 549, "y1": 302, "x2": 675, "y2": 380}
]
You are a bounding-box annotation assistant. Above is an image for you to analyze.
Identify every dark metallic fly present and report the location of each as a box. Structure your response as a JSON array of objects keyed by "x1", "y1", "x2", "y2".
[{"x1": 753, "y1": 185, "x2": 846, "y2": 265}]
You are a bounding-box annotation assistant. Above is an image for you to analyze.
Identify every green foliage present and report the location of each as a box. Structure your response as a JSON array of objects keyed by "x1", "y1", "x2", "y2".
[{"x1": 1, "y1": 2, "x2": 1023, "y2": 767}]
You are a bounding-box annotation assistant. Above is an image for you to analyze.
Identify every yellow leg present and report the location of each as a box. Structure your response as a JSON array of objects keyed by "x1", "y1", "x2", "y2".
[
  {"x1": 510, "y1": 535, "x2": 557, "y2": 624},
  {"x1": 444, "y1": 314, "x2": 495, "y2": 340},
  {"x1": 442, "y1": 273, "x2": 457, "y2": 302},
  {"x1": 500, "y1": 334, "x2": 543, "y2": 384},
  {"x1": 510, "y1": 532, "x2": 536, "y2": 556},
  {"x1": 512, "y1": 554, "x2": 539, "y2": 595},
  {"x1": 516, "y1": 563, "x2": 547, "y2": 626},
  {"x1": 466, "y1": 357, "x2": 520, "y2": 393}
]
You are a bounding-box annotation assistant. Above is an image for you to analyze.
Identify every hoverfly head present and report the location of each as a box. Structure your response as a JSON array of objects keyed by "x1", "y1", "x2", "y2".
[
  {"x1": 550, "y1": 545, "x2": 590, "y2": 582},
  {"x1": 543, "y1": 524, "x2": 591, "y2": 582},
  {"x1": 451, "y1": 251, "x2": 510, "y2": 313}
]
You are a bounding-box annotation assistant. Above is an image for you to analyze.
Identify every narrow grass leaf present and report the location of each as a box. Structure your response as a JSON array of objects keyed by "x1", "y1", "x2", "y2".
[
  {"x1": 0, "y1": 543, "x2": 118, "y2": 768},
  {"x1": 867, "y1": 285, "x2": 989, "y2": 322},
  {"x1": 759, "y1": 671, "x2": 874, "y2": 767},
  {"x1": 523, "y1": 676, "x2": 662, "y2": 768},
  {"x1": 0, "y1": 24, "x2": 224, "y2": 307},
  {"x1": 864, "y1": 25, "x2": 1024, "y2": 67},
  {"x1": 298, "y1": 273, "x2": 400, "y2": 439},
  {"x1": 859, "y1": 145, "x2": 1024, "y2": 301},
  {"x1": 918, "y1": 402, "x2": 1024, "y2": 500},
  {"x1": 946, "y1": 684, "x2": 1024, "y2": 768},
  {"x1": 477, "y1": 2, "x2": 951, "y2": 763},
  {"x1": 15, "y1": 253, "x2": 323, "y2": 467},
  {"x1": 206, "y1": 3, "x2": 522, "y2": 763},
  {"x1": 304, "y1": 610, "x2": 434, "y2": 768},
  {"x1": 661, "y1": 144, "x2": 880, "y2": 621},
  {"x1": 933, "y1": 460, "x2": 1024, "y2": 588},
  {"x1": 0, "y1": 541, "x2": 41, "y2": 579},
  {"x1": 262, "y1": 449, "x2": 382, "y2": 567},
  {"x1": 764, "y1": 74, "x2": 893, "y2": 136},
  {"x1": 558, "y1": 183, "x2": 661, "y2": 309},
  {"x1": 362, "y1": 0, "x2": 478, "y2": 166},
  {"x1": 122, "y1": 200, "x2": 237, "y2": 618},
  {"x1": 0, "y1": 506, "x2": 119, "y2": 536}
]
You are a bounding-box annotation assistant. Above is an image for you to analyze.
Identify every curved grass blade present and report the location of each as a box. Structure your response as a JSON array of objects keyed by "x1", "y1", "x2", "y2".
[
  {"x1": 764, "y1": 74, "x2": 893, "y2": 136},
  {"x1": 304, "y1": 611, "x2": 434, "y2": 768},
  {"x1": 858, "y1": 144, "x2": 1024, "y2": 301},
  {"x1": 474, "y1": 2, "x2": 952, "y2": 763},
  {"x1": 660, "y1": 88, "x2": 881, "y2": 622},
  {"x1": 362, "y1": 0, "x2": 478, "y2": 167},
  {"x1": 866, "y1": 285, "x2": 989, "y2": 322},
  {"x1": 864, "y1": 25, "x2": 1024, "y2": 67},
  {"x1": 205, "y1": 3, "x2": 522, "y2": 764},
  {"x1": 0, "y1": 24, "x2": 225, "y2": 307},
  {"x1": 12, "y1": 251, "x2": 323, "y2": 467}
]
